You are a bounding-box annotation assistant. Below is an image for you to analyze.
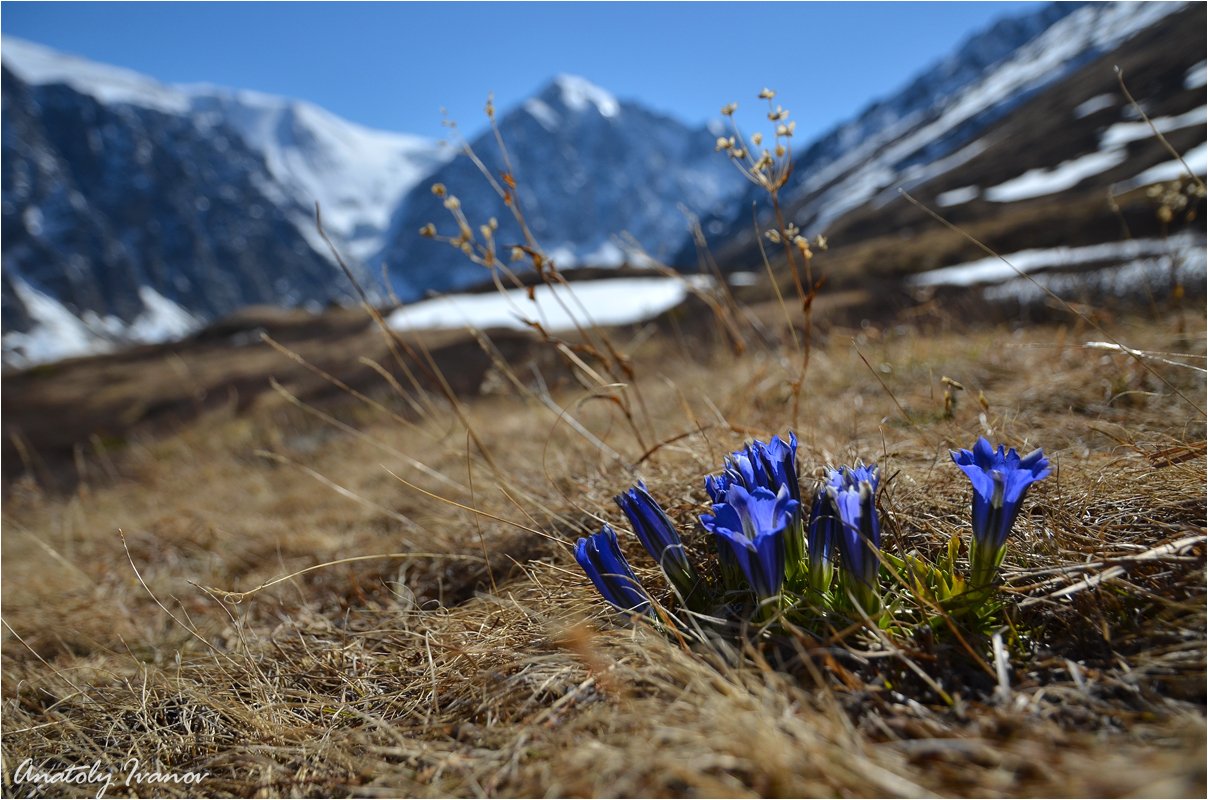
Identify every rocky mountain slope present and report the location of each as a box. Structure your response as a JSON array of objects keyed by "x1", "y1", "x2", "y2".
[
  {"x1": 1, "y1": 38, "x2": 447, "y2": 365},
  {"x1": 689, "y1": 1, "x2": 1205, "y2": 278},
  {"x1": 375, "y1": 74, "x2": 740, "y2": 299}
]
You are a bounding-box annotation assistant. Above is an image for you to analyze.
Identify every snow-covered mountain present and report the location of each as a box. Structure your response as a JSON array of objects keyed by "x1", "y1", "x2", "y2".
[
  {"x1": 3, "y1": 38, "x2": 447, "y2": 261},
  {"x1": 186, "y1": 90, "x2": 447, "y2": 262},
  {"x1": 2, "y1": 0, "x2": 1200, "y2": 368},
  {"x1": 376, "y1": 74, "x2": 742, "y2": 299},
  {"x1": 689, "y1": 1, "x2": 1204, "y2": 269},
  {"x1": 1, "y1": 37, "x2": 447, "y2": 365}
]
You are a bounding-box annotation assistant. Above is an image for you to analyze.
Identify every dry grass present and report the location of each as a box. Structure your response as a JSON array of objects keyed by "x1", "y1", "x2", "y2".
[{"x1": 2, "y1": 285, "x2": 1204, "y2": 797}]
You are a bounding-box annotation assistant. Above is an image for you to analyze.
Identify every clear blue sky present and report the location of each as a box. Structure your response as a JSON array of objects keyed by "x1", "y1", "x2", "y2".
[{"x1": 3, "y1": 1, "x2": 1039, "y2": 144}]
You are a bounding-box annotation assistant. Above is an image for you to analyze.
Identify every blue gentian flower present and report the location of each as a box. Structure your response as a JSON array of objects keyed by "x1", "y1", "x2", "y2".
[
  {"x1": 951, "y1": 437, "x2": 1051, "y2": 586},
  {"x1": 826, "y1": 463, "x2": 881, "y2": 612},
  {"x1": 806, "y1": 485, "x2": 838, "y2": 593},
  {"x1": 706, "y1": 433, "x2": 805, "y2": 582},
  {"x1": 708, "y1": 433, "x2": 801, "y2": 502},
  {"x1": 574, "y1": 525, "x2": 650, "y2": 615},
  {"x1": 700, "y1": 484, "x2": 800, "y2": 602},
  {"x1": 615, "y1": 481, "x2": 699, "y2": 599}
]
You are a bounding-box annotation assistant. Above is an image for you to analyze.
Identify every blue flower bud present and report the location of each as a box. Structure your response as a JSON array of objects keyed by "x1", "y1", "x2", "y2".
[
  {"x1": 825, "y1": 463, "x2": 881, "y2": 612},
  {"x1": 574, "y1": 525, "x2": 650, "y2": 615},
  {"x1": 806, "y1": 485, "x2": 838, "y2": 593},
  {"x1": 615, "y1": 482, "x2": 699, "y2": 600}
]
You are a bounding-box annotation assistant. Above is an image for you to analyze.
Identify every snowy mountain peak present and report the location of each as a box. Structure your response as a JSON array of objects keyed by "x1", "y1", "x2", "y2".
[
  {"x1": 2, "y1": 36, "x2": 450, "y2": 261},
  {"x1": 547, "y1": 74, "x2": 620, "y2": 118},
  {"x1": 1, "y1": 36, "x2": 190, "y2": 114},
  {"x1": 1, "y1": 36, "x2": 456, "y2": 365},
  {"x1": 378, "y1": 73, "x2": 739, "y2": 298}
]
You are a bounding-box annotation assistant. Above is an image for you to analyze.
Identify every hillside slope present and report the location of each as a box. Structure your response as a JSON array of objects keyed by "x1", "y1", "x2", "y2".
[{"x1": 690, "y1": 2, "x2": 1205, "y2": 283}]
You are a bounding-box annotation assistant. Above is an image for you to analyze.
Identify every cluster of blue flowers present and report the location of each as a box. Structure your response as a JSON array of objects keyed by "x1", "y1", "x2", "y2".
[{"x1": 575, "y1": 432, "x2": 1049, "y2": 624}]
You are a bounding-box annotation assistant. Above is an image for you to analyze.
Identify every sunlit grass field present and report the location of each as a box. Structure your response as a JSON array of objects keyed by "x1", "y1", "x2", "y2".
[{"x1": 3, "y1": 282, "x2": 1203, "y2": 795}]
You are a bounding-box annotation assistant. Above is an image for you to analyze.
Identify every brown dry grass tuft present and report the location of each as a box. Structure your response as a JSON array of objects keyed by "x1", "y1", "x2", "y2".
[{"x1": 2, "y1": 285, "x2": 1205, "y2": 797}]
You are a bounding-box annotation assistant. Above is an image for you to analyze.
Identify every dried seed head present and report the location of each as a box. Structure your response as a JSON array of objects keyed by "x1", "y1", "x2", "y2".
[
  {"x1": 444, "y1": 196, "x2": 461, "y2": 211},
  {"x1": 765, "y1": 229, "x2": 782, "y2": 243},
  {"x1": 715, "y1": 135, "x2": 735, "y2": 152},
  {"x1": 775, "y1": 144, "x2": 786, "y2": 158},
  {"x1": 814, "y1": 234, "x2": 829, "y2": 251},
  {"x1": 419, "y1": 223, "x2": 436, "y2": 238},
  {"x1": 488, "y1": 217, "x2": 499, "y2": 230},
  {"x1": 479, "y1": 224, "x2": 493, "y2": 239},
  {"x1": 758, "y1": 88, "x2": 776, "y2": 100},
  {"x1": 751, "y1": 132, "x2": 763, "y2": 146},
  {"x1": 510, "y1": 246, "x2": 526, "y2": 262},
  {"x1": 431, "y1": 183, "x2": 447, "y2": 198},
  {"x1": 730, "y1": 147, "x2": 747, "y2": 160},
  {"x1": 776, "y1": 121, "x2": 796, "y2": 137},
  {"x1": 721, "y1": 102, "x2": 739, "y2": 116}
]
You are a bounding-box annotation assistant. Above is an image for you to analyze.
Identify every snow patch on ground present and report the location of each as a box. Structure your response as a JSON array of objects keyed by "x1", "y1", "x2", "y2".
[
  {"x1": 984, "y1": 234, "x2": 1206, "y2": 303},
  {"x1": 936, "y1": 185, "x2": 980, "y2": 207},
  {"x1": 545, "y1": 246, "x2": 579, "y2": 269},
  {"x1": 3, "y1": 280, "x2": 201, "y2": 368},
  {"x1": 874, "y1": 139, "x2": 990, "y2": 209},
  {"x1": 1100, "y1": 106, "x2": 1207, "y2": 149},
  {"x1": 1113, "y1": 141, "x2": 1208, "y2": 190},
  {"x1": 1074, "y1": 94, "x2": 1118, "y2": 118},
  {"x1": 387, "y1": 276, "x2": 711, "y2": 333},
  {"x1": 3, "y1": 279, "x2": 111, "y2": 366},
  {"x1": 974, "y1": 99, "x2": 1203, "y2": 204},
  {"x1": 580, "y1": 241, "x2": 627, "y2": 267},
  {"x1": 911, "y1": 233, "x2": 1202, "y2": 288},
  {"x1": 128, "y1": 287, "x2": 201, "y2": 342},
  {"x1": 1186, "y1": 60, "x2": 1208, "y2": 90},
  {"x1": 984, "y1": 149, "x2": 1128, "y2": 202}
]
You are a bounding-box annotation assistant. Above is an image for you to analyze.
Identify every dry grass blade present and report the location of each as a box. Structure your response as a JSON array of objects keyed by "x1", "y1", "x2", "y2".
[{"x1": 1016, "y1": 533, "x2": 1206, "y2": 608}]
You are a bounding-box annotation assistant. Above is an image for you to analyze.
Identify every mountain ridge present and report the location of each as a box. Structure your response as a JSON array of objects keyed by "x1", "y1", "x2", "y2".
[
  {"x1": 687, "y1": 0, "x2": 1196, "y2": 267},
  {"x1": 2, "y1": 36, "x2": 449, "y2": 261},
  {"x1": 2, "y1": 1, "x2": 1201, "y2": 367},
  {"x1": 374, "y1": 72, "x2": 743, "y2": 299}
]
